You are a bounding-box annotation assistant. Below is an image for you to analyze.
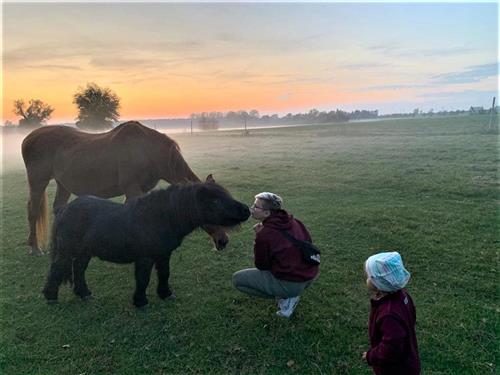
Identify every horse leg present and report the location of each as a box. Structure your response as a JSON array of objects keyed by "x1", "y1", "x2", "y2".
[
  {"x1": 123, "y1": 184, "x2": 144, "y2": 203},
  {"x1": 53, "y1": 181, "x2": 71, "y2": 213},
  {"x1": 155, "y1": 255, "x2": 176, "y2": 300},
  {"x1": 42, "y1": 258, "x2": 72, "y2": 303},
  {"x1": 72, "y1": 256, "x2": 92, "y2": 300},
  {"x1": 133, "y1": 257, "x2": 154, "y2": 308},
  {"x1": 27, "y1": 179, "x2": 50, "y2": 256}
]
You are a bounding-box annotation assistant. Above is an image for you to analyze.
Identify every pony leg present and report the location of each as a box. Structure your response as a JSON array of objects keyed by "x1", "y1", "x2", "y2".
[
  {"x1": 133, "y1": 257, "x2": 154, "y2": 308},
  {"x1": 155, "y1": 255, "x2": 175, "y2": 300},
  {"x1": 72, "y1": 256, "x2": 92, "y2": 300},
  {"x1": 27, "y1": 181, "x2": 50, "y2": 256},
  {"x1": 42, "y1": 259, "x2": 72, "y2": 303}
]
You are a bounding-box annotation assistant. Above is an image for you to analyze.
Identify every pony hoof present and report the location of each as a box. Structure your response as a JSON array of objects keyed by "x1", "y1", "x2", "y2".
[
  {"x1": 81, "y1": 295, "x2": 93, "y2": 301},
  {"x1": 133, "y1": 299, "x2": 149, "y2": 308},
  {"x1": 158, "y1": 291, "x2": 176, "y2": 300},
  {"x1": 46, "y1": 299, "x2": 58, "y2": 305}
]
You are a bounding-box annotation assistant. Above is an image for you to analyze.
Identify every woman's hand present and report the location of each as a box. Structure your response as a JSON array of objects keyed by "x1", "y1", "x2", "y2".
[
  {"x1": 362, "y1": 352, "x2": 367, "y2": 361},
  {"x1": 253, "y1": 223, "x2": 263, "y2": 233}
]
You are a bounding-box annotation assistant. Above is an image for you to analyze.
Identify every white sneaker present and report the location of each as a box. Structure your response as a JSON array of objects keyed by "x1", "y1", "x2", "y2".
[
  {"x1": 275, "y1": 297, "x2": 284, "y2": 307},
  {"x1": 276, "y1": 296, "x2": 300, "y2": 318}
]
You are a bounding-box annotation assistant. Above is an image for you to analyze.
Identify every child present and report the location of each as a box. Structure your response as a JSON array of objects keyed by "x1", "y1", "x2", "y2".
[
  {"x1": 232, "y1": 192, "x2": 318, "y2": 318},
  {"x1": 362, "y1": 252, "x2": 421, "y2": 375}
]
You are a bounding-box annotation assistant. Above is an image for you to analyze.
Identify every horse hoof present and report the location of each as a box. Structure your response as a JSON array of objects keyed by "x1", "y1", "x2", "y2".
[
  {"x1": 166, "y1": 293, "x2": 176, "y2": 300},
  {"x1": 81, "y1": 295, "x2": 93, "y2": 301},
  {"x1": 46, "y1": 299, "x2": 58, "y2": 305},
  {"x1": 29, "y1": 248, "x2": 45, "y2": 256}
]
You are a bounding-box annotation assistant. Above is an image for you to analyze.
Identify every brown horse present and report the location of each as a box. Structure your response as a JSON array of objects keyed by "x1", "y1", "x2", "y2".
[{"x1": 21, "y1": 120, "x2": 229, "y2": 255}]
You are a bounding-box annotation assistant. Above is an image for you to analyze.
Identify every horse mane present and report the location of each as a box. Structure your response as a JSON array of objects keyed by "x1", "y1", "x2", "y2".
[
  {"x1": 131, "y1": 183, "x2": 203, "y2": 232},
  {"x1": 160, "y1": 135, "x2": 200, "y2": 183}
]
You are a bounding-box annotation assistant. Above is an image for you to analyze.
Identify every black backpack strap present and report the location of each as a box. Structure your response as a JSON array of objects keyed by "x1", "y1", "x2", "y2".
[
  {"x1": 279, "y1": 229, "x2": 298, "y2": 244},
  {"x1": 278, "y1": 229, "x2": 321, "y2": 265}
]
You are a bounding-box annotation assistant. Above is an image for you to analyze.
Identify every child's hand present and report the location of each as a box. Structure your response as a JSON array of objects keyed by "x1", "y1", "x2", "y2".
[
  {"x1": 361, "y1": 352, "x2": 367, "y2": 361},
  {"x1": 253, "y1": 223, "x2": 263, "y2": 233}
]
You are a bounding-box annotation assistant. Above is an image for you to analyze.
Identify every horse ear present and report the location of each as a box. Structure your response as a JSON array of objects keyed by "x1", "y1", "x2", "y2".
[{"x1": 205, "y1": 174, "x2": 216, "y2": 183}]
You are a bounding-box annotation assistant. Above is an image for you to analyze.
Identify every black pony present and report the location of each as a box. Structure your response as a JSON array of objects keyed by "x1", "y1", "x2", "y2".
[{"x1": 43, "y1": 177, "x2": 250, "y2": 307}]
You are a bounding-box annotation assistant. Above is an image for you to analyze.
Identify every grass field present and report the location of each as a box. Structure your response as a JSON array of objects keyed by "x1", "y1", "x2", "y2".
[{"x1": 1, "y1": 115, "x2": 498, "y2": 374}]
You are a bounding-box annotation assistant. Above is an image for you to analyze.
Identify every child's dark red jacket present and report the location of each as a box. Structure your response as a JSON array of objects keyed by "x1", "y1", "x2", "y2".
[
  {"x1": 366, "y1": 289, "x2": 421, "y2": 375},
  {"x1": 253, "y1": 210, "x2": 318, "y2": 282}
]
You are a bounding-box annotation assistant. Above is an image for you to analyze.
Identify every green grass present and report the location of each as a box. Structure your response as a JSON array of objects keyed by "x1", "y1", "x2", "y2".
[{"x1": 1, "y1": 115, "x2": 498, "y2": 374}]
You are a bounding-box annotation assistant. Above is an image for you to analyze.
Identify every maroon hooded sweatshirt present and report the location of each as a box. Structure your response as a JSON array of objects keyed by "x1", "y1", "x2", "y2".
[
  {"x1": 254, "y1": 210, "x2": 318, "y2": 282},
  {"x1": 366, "y1": 289, "x2": 421, "y2": 375}
]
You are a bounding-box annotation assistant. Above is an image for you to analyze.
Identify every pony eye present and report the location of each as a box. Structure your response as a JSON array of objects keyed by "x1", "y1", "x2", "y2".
[{"x1": 212, "y1": 198, "x2": 221, "y2": 205}]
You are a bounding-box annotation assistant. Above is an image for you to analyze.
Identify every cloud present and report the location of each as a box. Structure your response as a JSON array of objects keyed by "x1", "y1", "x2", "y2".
[
  {"x1": 215, "y1": 32, "x2": 331, "y2": 54},
  {"x1": 215, "y1": 33, "x2": 240, "y2": 43},
  {"x1": 89, "y1": 56, "x2": 176, "y2": 69},
  {"x1": 152, "y1": 40, "x2": 205, "y2": 52},
  {"x1": 337, "y1": 62, "x2": 389, "y2": 70},
  {"x1": 212, "y1": 69, "x2": 260, "y2": 81},
  {"x1": 417, "y1": 89, "x2": 499, "y2": 99},
  {"x1": 368, "y1": 43, "x2": 399, "y2": 54},
  {"x1": 430, "y1": 62, "x2": 499, "y2": 84},
  {"x1": 419, "y1": 47, "x2": 477, "y2": 57},
  {"x1": 24, "y1": 64, "x2": 82, "y2": 71},
  {"x1": 352, "y1": 62, "x2": 498, "y2": 92},
  {"x1": 355, "y1": 83, "x2": 432, "y2": 92},
  {"x1": 278, "y1": 92, "x2": 292, "y2": 101},
  {"x1": 368, "y1": 43, "x2": 476, "y2": 58},
  {"x1": 264, "y1": 73, "x2": 335, "y2": 86},
  {"x1": 4, "y1": 44, "x2": 88, "y2": 64},
  {"x1": 4, "y1": 39, "x2": 210, "y2": 70}
]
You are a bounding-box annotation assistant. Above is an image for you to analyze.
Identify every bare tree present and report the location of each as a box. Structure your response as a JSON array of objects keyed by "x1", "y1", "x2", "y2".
[{"x1": 13, "y1": 99, "x2": 54, "y2": 128}]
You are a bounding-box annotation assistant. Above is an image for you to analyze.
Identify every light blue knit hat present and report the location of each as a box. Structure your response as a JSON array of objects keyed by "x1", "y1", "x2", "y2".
[{"x1": 365, "y1": 252, "x2": 411, "y2": 292}]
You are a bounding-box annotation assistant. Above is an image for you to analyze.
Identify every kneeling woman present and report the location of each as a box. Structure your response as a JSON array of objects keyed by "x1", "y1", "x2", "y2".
[{"x1": 233, "y1": 192, "x2": 319, "y2": 318}]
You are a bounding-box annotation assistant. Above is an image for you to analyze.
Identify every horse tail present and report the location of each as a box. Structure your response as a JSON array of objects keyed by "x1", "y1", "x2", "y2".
[{"x1": 36, "y1": 191, "x2": 49, "y2": 250}]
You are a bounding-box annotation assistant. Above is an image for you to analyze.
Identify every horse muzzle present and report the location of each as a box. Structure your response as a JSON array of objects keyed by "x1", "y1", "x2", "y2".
[{"x1": 214, "y1": 236, "x2": 229, "y2": 251}]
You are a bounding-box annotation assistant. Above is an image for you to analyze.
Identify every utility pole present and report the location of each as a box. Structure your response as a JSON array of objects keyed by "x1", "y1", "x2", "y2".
[{"x1": 488, "y1": 96, "x2": 496, "y2": 130}]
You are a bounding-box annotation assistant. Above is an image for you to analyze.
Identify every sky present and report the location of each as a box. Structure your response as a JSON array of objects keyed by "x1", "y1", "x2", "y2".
[{"x1": 2, "y1": 1, "x2": 499, "y2": 124}]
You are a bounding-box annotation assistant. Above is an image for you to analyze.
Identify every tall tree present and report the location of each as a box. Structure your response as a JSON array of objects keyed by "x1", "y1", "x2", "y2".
[
  {"x1": 73, "y1": 83, "x2": 120, "y2": 130},
  {"x1": 249, "y1": 109, "x2": 260, "y2": 119},
  {"x1": 13, "y1": 99, "x2": 54, "y2": 128},
  {"x1": 197, "y1": 112, "x2": 220, "y2": 130}
]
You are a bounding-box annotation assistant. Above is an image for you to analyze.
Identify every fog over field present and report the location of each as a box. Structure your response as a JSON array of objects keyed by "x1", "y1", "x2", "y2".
[
  {"x1": 1, "y1": 132, "x2": 29, "y2": 173},
  {"x1": 0, "y1": 121, "x2": 342, "y2": 175}
]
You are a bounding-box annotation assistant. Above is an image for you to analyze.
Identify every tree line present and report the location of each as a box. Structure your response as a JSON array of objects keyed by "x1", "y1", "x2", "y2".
[{"x1": 191, "y1": 109, "x2": 379, "y2": 130}]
